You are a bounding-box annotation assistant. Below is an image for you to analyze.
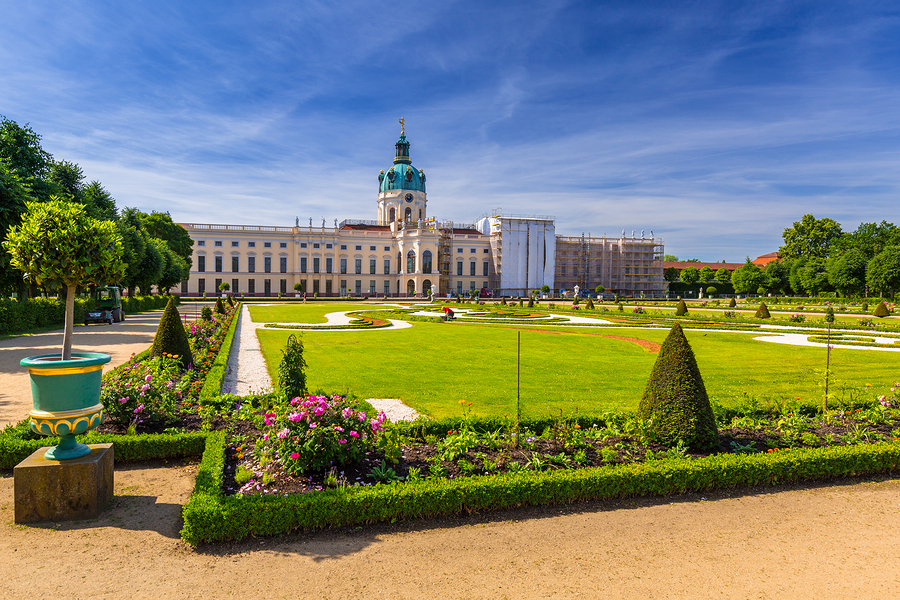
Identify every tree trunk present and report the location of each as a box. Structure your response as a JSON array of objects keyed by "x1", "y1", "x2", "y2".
[{"x1": 62, "y1": 283, "x2": 76, "y2": 360}]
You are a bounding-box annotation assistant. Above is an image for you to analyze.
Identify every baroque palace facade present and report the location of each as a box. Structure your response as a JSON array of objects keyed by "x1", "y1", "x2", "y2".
[{"x1": 179, "y1": 129, "x2": 665, "y2": 298}]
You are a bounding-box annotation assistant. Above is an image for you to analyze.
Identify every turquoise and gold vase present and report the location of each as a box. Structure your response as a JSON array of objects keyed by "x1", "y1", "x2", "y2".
[{"x1": 21, "y1": 352, "x2": 111, "y2": 460}]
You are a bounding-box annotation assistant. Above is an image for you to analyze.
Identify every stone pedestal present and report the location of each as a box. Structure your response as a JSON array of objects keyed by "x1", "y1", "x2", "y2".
[{"x1": 14, "y1": 444, "x2": 113, "y2": 523}]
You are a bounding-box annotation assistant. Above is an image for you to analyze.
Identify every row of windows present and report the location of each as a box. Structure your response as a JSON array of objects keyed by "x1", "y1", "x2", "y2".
[
  {"x1": 197, "y1": 240, "x2": 397, "y2": 252},
  {"x1": 457, "y1": 248, "x2": 490, "y2": 254},
  {"x1": 190, "y1": 278, "x2": 487, "y2": 297},
  {"x1": 456, "y1": 261, "x2": 491, "y2": 277},
  {"x1": 197, "y1": 255, "x2": 288, "y2": 274}
]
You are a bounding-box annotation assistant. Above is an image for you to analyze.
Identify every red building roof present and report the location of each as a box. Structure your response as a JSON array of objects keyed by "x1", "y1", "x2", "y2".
[{"x1": 664, "y1": 261, "x2": 743, "y2": 271}]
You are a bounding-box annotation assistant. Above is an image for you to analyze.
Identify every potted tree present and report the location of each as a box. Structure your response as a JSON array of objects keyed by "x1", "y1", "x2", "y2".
[
  {"x1": 293, "y1": 281, "x2": 304, "y2": 298},
  {"x1": 218, "y1": 281, "x2": 230, "y2": 297},
  {"x1": 4, "y1": 199, "x2": 124, "y2": 459}
]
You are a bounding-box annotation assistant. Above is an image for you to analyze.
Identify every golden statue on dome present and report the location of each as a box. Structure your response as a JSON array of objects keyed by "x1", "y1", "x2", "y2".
[{"x1": 399, "y1": 117, "x2": 405, "y2": 135}]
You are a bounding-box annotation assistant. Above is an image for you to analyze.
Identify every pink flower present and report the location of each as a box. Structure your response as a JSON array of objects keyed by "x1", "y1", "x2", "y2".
[
  {"x1": 134, "y1": 404, "x2": 144, "y2": 413},
  {"x1": 290, "y1": 452, "x2": 300, "y2": 459},
  {"x1": 277, "y1": 428, "x2": 289, "y2": 439},
  {"x1": 309, "y1": 422, "x2": 317, "y2": 429},
  {"x1": 342, "y1": 407, "x2": 353, "y2": 419},
  {"x1": 118, "y1": 397, "x2": 128, "y2": 404},
  {"x1": 288, "y1": 412, "x2": 302, "y2": 422},
  {"x1": 349, "y1": 431, "x2": 359, "y2": 438},
  {"x1": 144, "y1": 374, "x2": 152, "y2": 382},
  {"x1": 141, "y1": 383, "x2": 150, "y2": 391},
  {"x1": 338, "y1": 439, "x2": 347, "y2": 444}
]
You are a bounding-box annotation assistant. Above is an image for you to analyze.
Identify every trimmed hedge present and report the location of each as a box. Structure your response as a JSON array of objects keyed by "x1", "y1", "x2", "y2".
[
  {"x1": 180, "y1": 434, "x2": 900, "y2": 545},
  {"x1": 198, "y1": 303, "x2": 241, "y2": 404},
  {"x1": 0, "y1": 294, "x2": 174, "y2": 336}
]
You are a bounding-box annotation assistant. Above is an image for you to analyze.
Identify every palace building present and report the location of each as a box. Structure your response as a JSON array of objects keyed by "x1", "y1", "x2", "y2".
[{"x1": 178, "y1": 127, "x2": 665, "y2": 298}]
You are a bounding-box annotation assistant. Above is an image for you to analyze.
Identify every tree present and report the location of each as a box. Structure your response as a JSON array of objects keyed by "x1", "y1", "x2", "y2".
[
  {"x1": 715, "y1": 267, "x2": 730, "y2": 282},
  {"x1": 0, "y1": 159, "x2": 32, "y2": 294},
  {"x1": 827, "y1": 249, "x2": 867, "y2": 296},
  {"x1": 698, "y1": 266, "x2": 714, "y2": 282},
  {"x1": 834, "y1": 221, "x2": 900, "y2": 260},
  {"x1": 48, "y1": 159, "x2": 84, "y2": 202},
  {"x1": 81, "y1": 181, "x2": 118, "y2": 221},
  {"x1": 0, "y1": 116, "x2": 56, "y2": 201},
  {"x1": 135, "y1": 237, "x2": 165, "y2": 295},
  {"x1": 788, "y1": 258, "x2": 806, "y2": 295},
  {"x1": 680, "y1": 266, "x2": 700, "y2": 285},
  {"x1": 637, "y1": 324, "x2": 718, "y2": 451},
  {"x1": 731, "y1": 263, "x2": 762, "y2": 294},
  {"x1": 866, "y1": 246, "x2": 900, "y2": 298},
  {"x1": 4, "y1": 198, "x2": 124, "y2": 358},
  {"x1": 663, "y1": 254, "x2": 679, "y2": 262},
  {"x1": 798, "y1": 257, "x2": 830, "y2": 295},
  {"x1": 541, "y1": 284, "x2": 551, "y2": 294},
  {"x1": 754, "y1": 301, "x2": 770, "y2": 319},
  {"x1": 158, "y1": 247, "x2": 189, "y2": 293},
  {"x1": 139, "y1": 211, "x2": 193, "y2": 266},
  {"x1": 594, "y1": 284, "x2": 605, "y2": 294},
  {"x1": 664, "y1": 267, "x2": 680, "y2": 282},
  {"x1": 761, "y1": 260, "x2": 789, "y2": 295},
  {"x1": 779, "y1": 214, "x2": 842, "y2": 260}
]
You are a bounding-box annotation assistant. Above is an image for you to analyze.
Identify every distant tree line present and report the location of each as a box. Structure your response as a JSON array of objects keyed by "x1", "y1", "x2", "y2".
[{"x1": 1, "y1": 116, "x2": 193, "y2": 298}]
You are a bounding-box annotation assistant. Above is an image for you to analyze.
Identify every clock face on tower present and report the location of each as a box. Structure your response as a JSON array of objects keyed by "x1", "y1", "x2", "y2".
[{"x1": 405, "y1": 193, "x2": 413, "y2": 203}]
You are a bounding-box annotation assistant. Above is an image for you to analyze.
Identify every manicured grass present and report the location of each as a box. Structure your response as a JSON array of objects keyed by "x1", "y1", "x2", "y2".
[
  {"x1": 248, "y1": 303, "x2": 397, "y2": 324},
  {"x1": 256, "y1": 321, "x2": 900, "y2": 419}
]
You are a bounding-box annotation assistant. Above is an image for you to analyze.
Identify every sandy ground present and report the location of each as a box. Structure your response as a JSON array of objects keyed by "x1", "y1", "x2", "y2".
[{"x1": 3, "y1": 303, "x2": 900, "y2": 598}]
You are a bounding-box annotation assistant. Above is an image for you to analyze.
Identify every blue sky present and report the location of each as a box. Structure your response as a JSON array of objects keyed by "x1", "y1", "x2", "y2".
[{"x1": 2, "y1": 1, "x2": 899, "y2": 261}]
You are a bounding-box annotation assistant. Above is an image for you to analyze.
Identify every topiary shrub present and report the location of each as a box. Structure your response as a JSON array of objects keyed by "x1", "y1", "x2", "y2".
[
  {"x1": 528, "y1": 297, "x2": 534, "y2": 308},
  {"x1": 873, "y1": 301, "x2": 890, "y2": 317},
  {"x1": 586, "y1": 298, "x2": 594, "y2": 309},
  {"x1": 729, "y1": 297, "x2": 737, "y2": 308},
  {"x1": 150, "y1": 296, "x2": 193, "y2": 369},
  {"x1": 754, "y1": 301, "x2": 771, "y2": 319},
  {"x1": 214, "y1": 297, "x2": 226, "y2": 314},
  {"x1": 675, "y1": 299, "x2": 688, "y2": 316},
  {"x1": 278, "y1": 333, "x2": 307, "y2": 401},
  {"x1": 500, "y1": 298, "x2": 507, "y2": 306},
  {"x1": 637, "y1": 324, "x2": 718, "y2": 451},
  {"x1": 706, "y1": 286, "x2": 717, "y2": 297},
  {"x1": 227, "y1": 294, "x2": 235, "y2": 308},
  {"x1": 825, "y1": 306, "x2": 835, "y2": 324},
  {"x1": 617, "y1": 302, "x2": 623, "y2": 311},
  {"x1": 201, "y1": 306, "x2": 213, "y2": 320},
  {"x1": 861, "y1": 302, "x2": 868, "y2": 313},
  {"x1": 518, "y1": 299, "x2": 524, "y2": 307}
]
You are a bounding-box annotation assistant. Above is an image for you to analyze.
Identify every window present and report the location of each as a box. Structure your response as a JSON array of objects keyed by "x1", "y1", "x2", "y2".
[
  {"x1": 248, "y1": 279, "x2": 255, "y2": 294},
  {"x1": 470, "y1": 281, "x2": 476, "y2": 290},
  {"x1": 483, "y1": 261, "x2": 489, "y2": 277},
  {"x1": 313, "y1": 243, "x2": 320, "y2": 249},
  {"x1": 197, "y1": 240, "x2": 206, "y2": 247},
  {"x1": 248, "y1": 256, "x2": 255, "y2": 273},
  {"x1": 215, "y1": 256, "x2": 223, "y2": 273},
  {"x1": 406, "y1": 250, "x2": 415, "y2": 273},
  {"x1": 181, "y1": 280, "x2": 188, "y2": 294},
  {"x1": 470, "y1": 262, "x2": 476, "y2": 276},
  {"x1": 389, "y1": 207, "x2": 396, "y2": 221},
  {"x1": 326, "y1": 243, "x2": 333, "y2": 249},
  {"x1": 313, "y1": 280, "x2": 320, "y2": 294},
  {"x1": 232, "y1": 256, "x2": 239, "y2": 272},
  {"x1": 325, "y1": 280, "x2": 332, "y2": 295},
  {"x1": 340, "y1": 244, "x2": 347, "y2": 250},
  {"x1": 384, "y1": 280, "x2": 390, "y2": 297},
  {"x1": 214, "y1": 241, "x2": 222, "y2": 247},
  {"x1": 198, "y1": 278, "x2": 205, "y2": 295},
  {"x1": 300, "y1": 257, "x2": 307, "y2": 273},
  {"x1": 264, "y1": 279, "x2": 271, "y2": 296},
  {"x1": 264, "y1": 257, "x2": 271, "y2": 273},
  {"x1": 264, "y1": 242, "x2": 271, "y2": 248},
  {"x1": 232, "y1": 278, "x2": 239, "y2": 293},
  {"x1": 384, "y1": 246, "x2": 390, "y2": 251},
  {"x1": 215, "y1": 279, "x2": 222, "y2": 295},
  {"x1": 355, "y1": 280, "x2": 362, "y2": 296},
  {"x1": 248, "y1": 241, "x2": 255, "y2": 248},
  {"x1": 340, "y1": 280, "x2": 347, "y2": 296},
  {"x1": 456, "y1": 281, "x2": 462, "y2": 294},
  {"x1": 280, "y1": 242, "x2": 287, "y2": 249},
  {"x1": 404, "y1": 207, "x2": 411, "y2": 221},
  {"x1": 383, "y1": 259, "x2": 390, "y2": 274},
  {"x1": 457, "y1": 248, "x2": 462, "y2": 253},
  {"x1": 280, "y1": 257, "x2": 287, "y2": 273},
  {"x1": 280, "y1": 279, "x2": 287, "y2": 294},
  {"x1": 313, "y1": 257, "x2": 320, "y2": 273},
  {"x1": 422, "y1": 250, "x2": 432, "y2": 274},
  {"x1": 456, "y1": 261, "x2": 463, "y2": 276},
  {"x1": 369, "y1": 259, "x2": 376, "y2": 274},
  {"x1": 369, "y1": 280, "x2": 376, "y2": 295},
  {"x1": 231, "y1": 241, "x2": 239, "y2": 247},
  {"x1": 355, "y1": 259, "x2": 361, "y2": 274},
  {"x1": 300, "y1": 242, "x2": 307, "y2": 249},
  {"x1": 198, "y1": 256, "x2": 206, "y2": 272},
  {"x1": 340, "y1": 258, "x2": 347, "y2": 274},
  {"x1": 355, "y1": 245, "x2": 362, "y2": 251},
  {"x1": 369, "y1": 245, "x2": 376, "y2": 251},
  {"x1": 326, "y1": 257, "x2": 333, "y2": 273},
  {"x1": 470, "y1": 248, "x2": 476, "y2": 254},
  {"x1": 483, "y1": 249, "x2": 489, "y2": 254}
]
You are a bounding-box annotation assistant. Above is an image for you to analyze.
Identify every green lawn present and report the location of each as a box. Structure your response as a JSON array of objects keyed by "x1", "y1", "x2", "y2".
[
  {"x1": 256, "y1": 320, "x2": 900, "y2": 419},
  {"x1": 247, "y1": 303, "x2": 398, "y2": 324}
]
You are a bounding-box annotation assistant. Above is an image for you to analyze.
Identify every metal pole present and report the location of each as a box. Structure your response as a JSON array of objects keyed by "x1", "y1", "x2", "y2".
[
  {"x1": 516, "y1": 330, "x2": 521, "y2": 448},
  {"x1": 824, "y1": 322, "x2": 831, "y2": 425}
]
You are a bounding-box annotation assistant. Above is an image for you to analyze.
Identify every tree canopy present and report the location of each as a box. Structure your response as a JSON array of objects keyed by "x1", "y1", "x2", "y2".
[{"x1": 779, "y1": 214, "x2": 843, "y2": 260}]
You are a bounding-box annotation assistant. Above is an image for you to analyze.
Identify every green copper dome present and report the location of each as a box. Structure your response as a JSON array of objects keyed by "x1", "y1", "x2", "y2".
[{"x1": 378, "y1": 134, "x2": 426, "y2": 193}]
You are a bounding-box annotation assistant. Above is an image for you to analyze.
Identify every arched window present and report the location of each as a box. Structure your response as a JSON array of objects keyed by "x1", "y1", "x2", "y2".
[
  {"x1": 423, "y1": 279, "x2": 432, "y2": 294},
  {"x1": 418, "y1": 209, "x2": 422, "y2": 221},
  {"x1": 422, "y1": 250, "x2": 432, "y2": 274},
  {"x1": 404, "y1": 207, "x2": 412, "y2": 221},
  {"x1": 407, "y1": 250, "x2": 416, "y2": 273},
  {"x1": 389, "y1": 207, "x2": 396, "y2": 222},
  {"x1": 406, "y1": 280, "x2": 416, "y2": 296},
  {"x1": 397, "y1": 251, "x2": 402, "y2": 273}
]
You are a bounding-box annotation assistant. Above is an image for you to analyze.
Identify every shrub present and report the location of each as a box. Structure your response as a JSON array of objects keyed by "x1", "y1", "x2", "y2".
[
  {"x1": 788, "y1": 313, "x2": 806, "y2": 323},
  {"x1": 675, "y1": 299, "x2": 688, "y2": 316},
  {"x1": 706, "y1": 286, "x2": 717, "y2": 296},
  {"x1": 227, "y1": 294, "x2": 235, "y2": 308},
  {"x1": 201, "y1": 306, "x2": 213, "y2": 320},
  {"x1": 617, "y1": 303, "x2": 623, "y2": 312},
  {"x1": 257, "y1": 395, "x2": 387, "y2": 474},
  {"x1": 100, "y1": 355, "x2": 188, "y2": 426},
  {"x1": 754, "y1": 301, "x2": 771, "y2": 319},
  {"x1": 586, "y1": 298, "x2": 594, "y2": 309},
  {"x1": 825, "y1": 306, "x2": 835, "y2": 324},
  {"x1": 861, "y1": 302, "x2": 869, "y2": 312},
  {"x1": 215, "y1": 297, "x2": 226, "y2": 314},
  {"x1": 729, "y1": 297, "x2": 737, "y2": 308},
  {"x1": 500, "y1": 298, "x2": 507, "y2": 306},
  {"x1": 278, "y1": 334, "x2": 308, "y2": 401},
  {"x1": 527, "y1": 297, "x2": 534, "y2": 308},
  {"x1": 637, "y1": 324, "x2": 718, "y2": 451},
  {"x1": 150, "y1": 297, "x2": 193, "y2": 369},
  {"x1": 874, "y1": 301, "x2": 890, "y2": 317}
]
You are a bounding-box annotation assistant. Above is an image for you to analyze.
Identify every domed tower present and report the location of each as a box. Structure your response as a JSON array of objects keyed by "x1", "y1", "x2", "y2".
[{"x1": 377, "y1": 123, "x2": 427, "y2": 226}]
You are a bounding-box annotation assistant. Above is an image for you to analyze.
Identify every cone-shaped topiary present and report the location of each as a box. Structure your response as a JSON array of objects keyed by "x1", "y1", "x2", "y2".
[
  {"x1": 637, "y1": 324, "x2": 718, "y2": 451},
  {"x1": 528, "y1": 297, "x2": 534, "y2": 308},
  {"x1": 215, "y1": 297, "x2": 226, "y2": 314},
  {"x1": 586, "y1": 298, "x2": 595, "y2": 309},
  {"x1": 729, "y1": 297, "x2": 737, "y2": 308},
  {"x1": 754, "y1": 301, "x2": 770, "y2": 319},
  {"x1": 227, "y1": 294, "x2": 235, "y2": 308},
  {"x1": 278, "y1": 333, "x2": 307, "y2": 401},
  {"x1": 500, "y1": 297, "x2": 507, "y2": 306},
  {"x1": 873, "y1": 301, "x2": 890, "y2": 317},
  {"x1": 675, "y1": 299, "x2": 688, "y2": 316},
  {"x1": 150, "y1": 296, "x2": 193, "y2": 369}
]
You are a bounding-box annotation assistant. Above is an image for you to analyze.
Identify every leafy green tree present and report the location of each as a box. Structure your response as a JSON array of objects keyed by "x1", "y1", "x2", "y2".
[
  {"x1": 663, "y1": 254, "x2": 679, "y2": 262},
  {"x1": 827, "y1": 249, "x2": 867, "y2": 296},
  {"x1": 866, "y1": 246, "x2": 900, "y2": 298},
  {"x1": 799, "y1": 257, "x2": 830, "y2": 295},
  {"x1": 594, "y1": 284, "x2": 604, "y2": 294},
  {"x1": 834, "y1": 221, "x2": 900, "y2": 260},
  {"x1": 761, "y1": 260, "x2": 789, "y2": 295},
  {"x1": 0, "y1": 159, "x2": 32, "y2": 294},
  {"x1": 139, "y1": 211, "x2": 193, "y2": 266},
  {"x1": 680, "y1": 266, "x2": 700, "y2": 285},
  {"x1": 731, "y1": 262, "x2": 762, "y2": 294},
  {"x1": 4, "y1": 198, "x2": 124, "y2": 358},
  {"x1": 48, "y1": 159, "x2": 84, "y2": 202},
  {"x1": 715, "y1": 267, "x2": 730, "y2": 282},
  {"x1": 158, "y1": 247, "x2": 189, "y2": 293},
  {"x1": 664, "y1": 266, "x2": 680, "y2": 282},
  {"x1": 779, "y1": 214, "x2": 842, "y2": 260},
  {"x1": 117, "y1": 208, "x2": 149, "y2": 297},
  {"x1": 81, "y1": 181, "x2": 118, "y2": 221},
  {"x1": 698, "y1": 266, "x2": 714, "y2": 282},
  {"x1": 0, "y1": 116, "x2": 56, "y2": 201},
  {"x1": 136, "y1": 237, "x2": 165, "y2": 295}
]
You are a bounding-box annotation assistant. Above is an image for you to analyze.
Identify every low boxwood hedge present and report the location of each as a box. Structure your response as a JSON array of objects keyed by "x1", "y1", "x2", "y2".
[
  {"x1": 180, "y1": 432, "x2": 900, "y2": 545},
  {"x1": 198, "y1": 303, "x2": 241, "y2": 404}
]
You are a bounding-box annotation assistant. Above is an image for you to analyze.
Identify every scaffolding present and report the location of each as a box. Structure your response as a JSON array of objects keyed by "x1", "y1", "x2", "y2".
[{"x1": 554, "y1": 234, "x2": 665, "y2": 297}]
